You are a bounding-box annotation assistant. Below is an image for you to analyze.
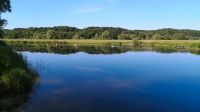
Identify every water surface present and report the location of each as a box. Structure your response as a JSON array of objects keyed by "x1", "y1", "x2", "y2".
[{"x1": 12, "y1": 45, "x2": 200, "y2": 112}]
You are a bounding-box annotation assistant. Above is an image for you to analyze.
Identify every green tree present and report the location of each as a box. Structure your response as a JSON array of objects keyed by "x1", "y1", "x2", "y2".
[
  {"x1": 0, "y1": 0, "x2": 11, "y2": 38},
  {"x1": 33, "y1": 32, "x2": 41, "y2": 39},
  {"x1": 100, "y1": 31, "x2": 110, "y2": 39},
  {"x1": 94, "y1": 33, "x2": 99, "y2": 39},
  {"x1": 72, "y1": 33, "x2": 80, "y2": 39},
  {"x1": 118, "y1": 33, "x2": 131, "y2": 40},
  {"x1": 46, "y1": 29, "x2": 56, "y2": 39},
  {"x1": 173, "y1": 33, "x2": 187, "y2": 40},
  {"x1": 152, "y1": 33, "x2": 161, "y2": 40},
  {"x1": 2, "y1": 26, "x2": 200, "y2": 40},
  {"x1": 118, "y1": 33, "x2": 126, "y2": 40},
  {"x1": 0, "y1": 0, "x2": 11, "y2": 13}
]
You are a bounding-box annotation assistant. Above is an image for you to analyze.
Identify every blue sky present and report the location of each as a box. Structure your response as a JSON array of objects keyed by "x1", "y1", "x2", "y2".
[{"x1": 3, "y1": 0, "x2": 200, "y2": 30}]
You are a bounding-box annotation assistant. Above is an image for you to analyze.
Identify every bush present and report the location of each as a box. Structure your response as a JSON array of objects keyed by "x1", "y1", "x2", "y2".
[
  {"x1": 133, "y1": 39, "x2": 142, "y2": 46},
  {"x1": 1, "y1": 68, "x2": 35, "y2": 94},
  {"x1": 189, "y1": 43, "x2": 200, "y2": 49}
]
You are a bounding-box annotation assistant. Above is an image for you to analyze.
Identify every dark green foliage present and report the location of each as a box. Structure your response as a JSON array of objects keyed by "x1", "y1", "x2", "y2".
[
  {"x1": 0, "y1": 43, "x2": 39, "y2": 111},
  {"x1": 190, "y1": 43, "x2": 200, "y2": 49},
  {"x1": 133, "y1": 39, "x2": 142, "y2": 46},
  {"x1": 0, "y1": 0, "x2": 11, "y2": 38},
  {"x1": 3, "y1": 27, "x2": 200, "y2": 40},
  {"x1": 1, "y1": 68, "x2": 36, "y2": 93},
  {"x1": 0, "y1": 45, "x2": 38, "y2": 94},
  {"x1": 0, "y1": 0, "x2": 11, "y2": 13}
]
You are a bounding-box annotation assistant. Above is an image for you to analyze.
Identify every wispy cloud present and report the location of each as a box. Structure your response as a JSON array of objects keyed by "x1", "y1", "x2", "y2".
[{"x1": 73, "y1": 0, "x2": 117, "y2": 14}]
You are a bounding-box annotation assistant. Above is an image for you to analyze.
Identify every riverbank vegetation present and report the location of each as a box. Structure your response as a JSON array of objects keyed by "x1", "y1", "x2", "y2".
[
  {"x1": 0, "y1": 43, "x2": 39, "y2": 111},
  {"x1": 2, "y1": 26, "x2": 200, "y2": 40},
  {"x1": 0, "y1": 43, "x2": 39, "y2": 94},
  {"x1": 2, "y1": 39, "x2": 200, "y2": 50}
]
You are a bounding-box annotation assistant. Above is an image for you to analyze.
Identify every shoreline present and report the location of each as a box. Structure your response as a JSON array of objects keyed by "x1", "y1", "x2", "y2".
[
  {"x1": 1, "y1": 39, "x2": 200, "y2": 50},
  {"x1": 1, "y1": 39, "x2": 200, "y2": 43},
  {"x1": 1, "y1": 39, "x2": 200, "y2": 47}
]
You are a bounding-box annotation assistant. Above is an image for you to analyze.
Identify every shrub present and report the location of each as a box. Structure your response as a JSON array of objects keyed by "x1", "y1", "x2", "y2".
[{"x1": 1, "y1": 68, "x2": 34, "y2": 94}]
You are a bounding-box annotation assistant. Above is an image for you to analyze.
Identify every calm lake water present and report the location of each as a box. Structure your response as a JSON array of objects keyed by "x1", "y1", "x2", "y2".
[{"x1": 7, "y1": 45, "x2": 200, "y2": 112}]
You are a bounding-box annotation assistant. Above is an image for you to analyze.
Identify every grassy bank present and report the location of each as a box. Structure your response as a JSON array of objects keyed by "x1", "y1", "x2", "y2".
[
  {"x1": 0, "y1": 43, "x2": 39, "y2": 111},
  {"x1": 1, "y1": 39, "x2": 200, "y2": 49},
  {"x1": 0, "y1": 39, "x2": 132, "y2": 45},
  {"x1": 0, "y1": 44, "x2": 39, "y2": 94}
]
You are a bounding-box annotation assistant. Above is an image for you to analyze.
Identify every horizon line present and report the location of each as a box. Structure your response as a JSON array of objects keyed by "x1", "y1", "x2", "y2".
[{"x1": 4, "y1": 25, "x2": 200, "y2": 31}]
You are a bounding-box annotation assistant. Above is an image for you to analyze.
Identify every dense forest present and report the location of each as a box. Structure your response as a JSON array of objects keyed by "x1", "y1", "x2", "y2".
[{"x1": 2, "y1": 26, "x2": 200, "y2": 40}]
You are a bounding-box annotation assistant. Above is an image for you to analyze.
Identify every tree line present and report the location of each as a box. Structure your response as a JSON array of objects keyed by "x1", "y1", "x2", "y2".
[{"x1": 2, "y1": 26, "x2": 200, "y2": 40}]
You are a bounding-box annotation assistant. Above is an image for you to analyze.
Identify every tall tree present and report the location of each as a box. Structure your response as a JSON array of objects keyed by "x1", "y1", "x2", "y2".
[{"x1": 0, "y1": 0, "x2": 11, "y2": 38}]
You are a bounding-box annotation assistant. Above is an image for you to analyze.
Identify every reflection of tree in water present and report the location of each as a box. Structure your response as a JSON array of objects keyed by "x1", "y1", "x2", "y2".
[
  {"x1": 10, "y1": 44, "x2": 129, "y2": 54},
  {"x1": 190, "y1": 49, "x2": 200, "y2": 55},
  {"x1": 8, "y1": 43, "x2": 200, "y2": 55},
  {"x1": 0, "y1": 43, "x2": 39, "y2": 112}
]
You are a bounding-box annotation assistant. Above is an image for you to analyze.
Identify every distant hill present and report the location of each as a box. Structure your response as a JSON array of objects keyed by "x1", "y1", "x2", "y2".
[{"x1": 2, "y1": 26, "x2": 200, "y2": 40}]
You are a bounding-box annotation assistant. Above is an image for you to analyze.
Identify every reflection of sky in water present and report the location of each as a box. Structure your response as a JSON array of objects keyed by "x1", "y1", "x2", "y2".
[{"x1": 21, "y1": 51, "x2": 200, "y2": 112}]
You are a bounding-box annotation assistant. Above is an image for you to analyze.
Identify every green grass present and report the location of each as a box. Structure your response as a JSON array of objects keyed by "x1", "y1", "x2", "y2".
[
  {"x1": 1, "y1": 39, "x2": 200, "y2": 43},
  {"x1": 1, "y1": 68, "x2": 38, "y2": 94},
  {"x1": 0, "y1": 44, "x2": 39, "y2": 94},
  {"x1": 1, "y1": 39, "x2": 200, "y2": 49},
  {"x1": 0, "y1": 44, "x2": 39, "y2": 111},
  {"x1": 0, "y1": 39, "x2": 132, "y2": 45}
]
